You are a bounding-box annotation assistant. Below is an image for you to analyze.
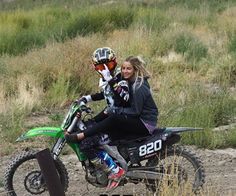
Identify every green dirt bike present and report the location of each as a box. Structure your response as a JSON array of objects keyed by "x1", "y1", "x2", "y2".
[{"x1": 4, "y1": 101, "x2": 205, "y2": 195}]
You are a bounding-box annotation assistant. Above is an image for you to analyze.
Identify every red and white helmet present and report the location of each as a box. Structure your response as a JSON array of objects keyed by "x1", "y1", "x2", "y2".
[{"x1": 92, "y1": 47, "x2": 117, "y2": 72}]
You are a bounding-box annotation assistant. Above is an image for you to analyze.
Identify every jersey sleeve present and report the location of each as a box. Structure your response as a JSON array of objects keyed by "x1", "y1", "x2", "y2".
[
  {"x1": 91, "y1": 92, "x2": 105, "y2": 101},
  {"x1": 108, "y1": 77, "x2": 130, "y2": 103}
]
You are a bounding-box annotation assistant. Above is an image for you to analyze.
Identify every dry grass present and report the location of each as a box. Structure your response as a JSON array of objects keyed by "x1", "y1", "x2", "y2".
[
  {"x1": 0, "y1": 0, "x2": 235, "y2": 148},
  {"x1": 217, "y1": 6, "x2": 236, "y2": 31}
]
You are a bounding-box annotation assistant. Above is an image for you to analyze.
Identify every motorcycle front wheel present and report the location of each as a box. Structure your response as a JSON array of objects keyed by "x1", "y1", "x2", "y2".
[
  {"x1": 4, "y1": 150, "x2": 69, "y2": 196},
  {"x1": 145, "y1": 146, "x2": 205, "y2": 194}
]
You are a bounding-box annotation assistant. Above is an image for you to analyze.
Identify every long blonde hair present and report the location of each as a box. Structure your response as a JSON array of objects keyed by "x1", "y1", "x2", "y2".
[{"x1": 124, "y1": 56, "x2": 151, "y2": 90}]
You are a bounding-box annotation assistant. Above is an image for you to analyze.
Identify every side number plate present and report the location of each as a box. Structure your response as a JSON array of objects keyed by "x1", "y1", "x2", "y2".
[{"x1": 139, "y1": 139, "x2": 162, "y2": 157}]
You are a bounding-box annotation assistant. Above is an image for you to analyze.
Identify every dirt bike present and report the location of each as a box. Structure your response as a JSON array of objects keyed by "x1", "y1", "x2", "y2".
[{"x1": 4, "y1": 101, "x2": 205, "y2": 195}]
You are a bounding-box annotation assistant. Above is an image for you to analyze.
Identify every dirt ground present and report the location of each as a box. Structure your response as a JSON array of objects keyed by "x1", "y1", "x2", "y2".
[{"x1": 0, "y1": 146, "x2": 236, "y2": 196}]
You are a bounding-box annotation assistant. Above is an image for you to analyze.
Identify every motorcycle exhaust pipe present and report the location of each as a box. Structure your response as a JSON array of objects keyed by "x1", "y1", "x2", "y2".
[{"x1": 126, "y1": 170, "x2": 163, "y2": 180}]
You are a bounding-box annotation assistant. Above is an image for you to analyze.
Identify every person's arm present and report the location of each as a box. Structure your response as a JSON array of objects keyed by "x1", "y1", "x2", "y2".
[
  {"x1": 90, "y1": 92, "x2": 105, "y2": 101},
  {"x1": 108, "y1": 76, "x2": 130, "y2": 104},
  {"x1": 93, "y1": 109, "x2": 109, "y2": 122},
  {"x1": 132, "y1": 85, "x2": 148, "y2": 115},
  {"x1": 97, "y1": 66, "x2": 129, "y2": 103},
  {"x1": 78, "y1": 92, "x2": 104, "y2": 104},
  {"x1": 119, "y1": 84, "x2": 149, "y2": 116}
]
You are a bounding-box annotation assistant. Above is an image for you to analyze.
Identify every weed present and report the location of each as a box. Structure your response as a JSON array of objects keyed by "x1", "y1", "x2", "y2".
[
  {"x1": 225, "y1": 128, "x2": 236, "y2": 148},
  {"x1": 0, "y1": 107, "x2": 26, "y2": 143},
  {"x1": 228, "y1": 34, "x2": 236, "y2": 54},
  {"x1": 0, "y1": 0, "x2": 236, "y2": 151},
  {"x1": 135, "y1": 8, "x2": 170, "y2": 33},
  {"x1": 174, "y1": 33, "x2": 208, "y2": 63}
]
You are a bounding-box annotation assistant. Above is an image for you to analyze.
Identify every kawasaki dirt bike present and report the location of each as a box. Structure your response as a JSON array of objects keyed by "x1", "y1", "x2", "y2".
[{"x1": 4, "y1": 101, "x2": 205, "y2": 195}]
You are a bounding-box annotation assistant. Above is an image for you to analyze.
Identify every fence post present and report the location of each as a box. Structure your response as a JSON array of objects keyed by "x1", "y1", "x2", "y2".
[{"x1": 36, "y1": 148, "x2": 65, "y2": 196}]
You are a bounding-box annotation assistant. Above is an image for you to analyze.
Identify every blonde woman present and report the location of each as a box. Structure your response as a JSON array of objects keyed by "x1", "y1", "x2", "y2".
[
  {"x1": 66, "y1": 55, "x2": 158, "y2": 187},
  {"x1": 119, "y1": 56, "x2": 158, "y2": 135}
]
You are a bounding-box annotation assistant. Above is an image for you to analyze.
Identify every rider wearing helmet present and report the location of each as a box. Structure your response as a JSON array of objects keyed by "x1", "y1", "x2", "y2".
[
  {"x1": 71, "y1": 47, "x2": 129, "y2": 189},
  {"x1": 80, "y1": 47, "x2": 130, "y2": 120}
]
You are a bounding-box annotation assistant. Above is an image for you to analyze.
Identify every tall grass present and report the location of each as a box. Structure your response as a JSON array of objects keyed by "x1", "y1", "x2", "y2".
[
  {"x1": 0, "y1": 0, "x2": 236, "y2": 149},
  {"x1": 228, "y1": 34, "x2": 236, "y2": 54},
  {"x1": 0, "y1": 106, "x2": 26, "y2": 143},
  {"x1": 174, "y1": 33, "x2": 208, "y2": 63},
  {"x1": 154, "y1": 67, "x2": 236, "y2": 148},
  {"x1": 134, "y1": 8, "x2": 170, "y2": 33}
]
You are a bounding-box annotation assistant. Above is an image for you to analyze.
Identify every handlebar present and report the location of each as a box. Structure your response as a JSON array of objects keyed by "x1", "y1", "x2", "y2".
[
  {"x1": 80, "y1": 104, "x2": 92, "y2": 113},
  {"x1": 74, "y1": 100, "x2": 92, "y2": 114}
]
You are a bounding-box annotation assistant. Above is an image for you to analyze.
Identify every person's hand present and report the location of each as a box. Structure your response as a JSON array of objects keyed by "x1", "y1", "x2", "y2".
[
  {"x1": 97, "y1": 64, "x2": 112, "y2": 82},
  {"x1": 76, "y1": 95, "x2": 92, "y2": 104}
]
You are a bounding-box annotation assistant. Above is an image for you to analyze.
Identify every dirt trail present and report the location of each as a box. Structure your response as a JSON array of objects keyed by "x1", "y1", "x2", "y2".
[{"x1": 0, "y1": 146, "x2": 236, "y2": 196}]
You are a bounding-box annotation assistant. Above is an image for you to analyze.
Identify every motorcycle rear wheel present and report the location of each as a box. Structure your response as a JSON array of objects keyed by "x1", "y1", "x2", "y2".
[
  {"x1": 145, "y1": 146, "x2": 205, "y2": 194},
  {"x1": 4, "y1": 150, "x2": 69, "y2": 196}
]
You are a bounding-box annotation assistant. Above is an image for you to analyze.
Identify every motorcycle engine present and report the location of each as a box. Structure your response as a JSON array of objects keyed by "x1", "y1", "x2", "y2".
[
  {"x1": 95, "y1": 170, "x2": 108, "y2": 186},
  {"x1": 85, "y1": 160, "x2": 108, "y2": 187}
]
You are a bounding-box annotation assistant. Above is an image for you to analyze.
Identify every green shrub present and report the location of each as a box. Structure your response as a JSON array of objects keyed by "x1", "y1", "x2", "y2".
[
  {"x1": 150, "y1": 33, "x2": 174, "y2": 56},
  {"x1": 155, "y1": 0, "x2": 236, "y2": 11},
  {"x1": 228, "y1": 34, "x2": 236, "y2": 54},
  {"x1": 160, "y1": 86, "x2": 236, "y2": 148},
  {"x1": 8, "y1": 30, "x2": 45, "y2": 55},
  {"x1": 67, "y1": 7, "x2": 134, "y2": 37},
  {"x1": 136, "y1": 8, "x2": 170, "y2": 33},
  {"x1": 225, "y1": 128, "x2": 236, "y2": 147},
  {"x1": 183, "y1": 128, "x2": 236, "y2": 149},
  {"x1": 0, "y1": 6, "x2": 134, "y2": 55},
  {"x1": 174, "y1": 33, "x2": 208, "y2": 62},
  {"x1": 212, "y1": 59, "x2": 236, "y2": 86},
  {"x1": 162, "y1": 88, "x2": 235, "y2": 128}
]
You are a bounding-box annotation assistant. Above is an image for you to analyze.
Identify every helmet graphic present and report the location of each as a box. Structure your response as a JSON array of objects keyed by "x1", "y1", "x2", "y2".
[{"x1": 92, "y1": 47, "x2": 117, "y2": 71}]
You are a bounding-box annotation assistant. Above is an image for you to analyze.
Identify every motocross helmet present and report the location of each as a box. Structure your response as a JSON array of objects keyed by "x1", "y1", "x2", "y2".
[{"x1": 92, "y1": 47, "x2": 117, "y2": 72}]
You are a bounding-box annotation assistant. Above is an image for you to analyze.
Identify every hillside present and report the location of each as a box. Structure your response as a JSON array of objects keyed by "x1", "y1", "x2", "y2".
[
  {"x1": 0, "y1": 0, "x2": 236, "y2": 152},
  {"x1": 0, "y1": 1, "x2": 236, "y2": 195}
]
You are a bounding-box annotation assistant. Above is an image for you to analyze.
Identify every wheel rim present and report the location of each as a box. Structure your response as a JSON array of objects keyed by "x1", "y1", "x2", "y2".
[
  {"x1": 24, "y1": 171, "x2": 46, "y2": 194},
  {"x1": 11, "y1": 158, "x2": 48, "y2": 195}
]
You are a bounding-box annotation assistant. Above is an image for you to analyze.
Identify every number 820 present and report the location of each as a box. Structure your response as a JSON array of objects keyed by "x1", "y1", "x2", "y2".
[{"x1": 139, "y1": 139, "x2": 162, "y2": 157}]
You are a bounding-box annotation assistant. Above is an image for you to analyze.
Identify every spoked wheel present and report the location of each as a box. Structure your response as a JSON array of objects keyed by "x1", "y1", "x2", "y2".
[
  {"x1": 145, "y1": 146, "x2": 205, "y2": 194},
  {"x1": 24, "y1": 170, "x2": 46, "y2": 194},
  {"x1": 4, "y1": 150, "x2": 69, "y2": 196}
]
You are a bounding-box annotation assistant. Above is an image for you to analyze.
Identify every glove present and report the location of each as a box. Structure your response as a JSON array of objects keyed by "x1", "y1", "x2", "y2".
[
  {"x1": 77, "y1": 95, "x2": 92, "y2": 104},
  {"x1": 104, "y1": 106, "x2": 117, "y2": 115},
  {"x1": 97, "y1": 64, "x2": 112, "y2": 82}
]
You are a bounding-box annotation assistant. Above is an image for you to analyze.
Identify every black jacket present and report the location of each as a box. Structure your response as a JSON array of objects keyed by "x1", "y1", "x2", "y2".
[{"x1": 117, "y1": 78, "x2": 158, "y2": 127}]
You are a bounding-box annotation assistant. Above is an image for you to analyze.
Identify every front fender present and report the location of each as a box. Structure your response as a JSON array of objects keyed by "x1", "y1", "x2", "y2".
[{"x1": 16, "y1": 127, "x2": 63, "y2": 142}]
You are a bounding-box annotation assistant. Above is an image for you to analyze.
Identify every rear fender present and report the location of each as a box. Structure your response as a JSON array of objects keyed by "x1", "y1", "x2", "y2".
[
  {"x1": 164, "y1": 127, "x2": 203, "y2": 134},
  {"x1": 164, "y1": 133, "x2": 180, "y2": 146},
  {"x1": 16, "y1": 127, "x2": 63, "y2": 142}
]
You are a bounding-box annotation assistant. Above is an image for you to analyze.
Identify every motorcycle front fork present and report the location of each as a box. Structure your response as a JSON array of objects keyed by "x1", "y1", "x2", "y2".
[{"x1": 51, "y1": 138, "x2": 66, "y2": 160}]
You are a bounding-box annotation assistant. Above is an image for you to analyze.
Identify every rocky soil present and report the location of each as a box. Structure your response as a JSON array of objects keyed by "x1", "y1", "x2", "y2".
[{"x1": 0, "y1": 146, "x2": 236, "y2": 196}]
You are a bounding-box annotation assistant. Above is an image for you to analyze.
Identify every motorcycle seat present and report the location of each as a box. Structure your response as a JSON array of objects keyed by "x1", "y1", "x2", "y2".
[{"x1": 110, "y1": 127, "x2": 166, "y2": 145}]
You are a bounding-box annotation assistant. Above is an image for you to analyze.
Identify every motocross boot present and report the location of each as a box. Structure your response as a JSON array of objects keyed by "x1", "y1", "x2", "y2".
[{"x1": 106, "y1": 167, "x2": 126, "y2": 189}]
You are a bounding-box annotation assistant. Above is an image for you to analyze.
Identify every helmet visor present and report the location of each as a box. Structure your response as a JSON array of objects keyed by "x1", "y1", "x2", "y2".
[{"x1": 94, "y1": 60, "x2": 117, "y2": 72}]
